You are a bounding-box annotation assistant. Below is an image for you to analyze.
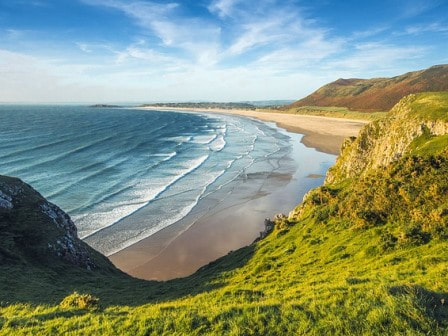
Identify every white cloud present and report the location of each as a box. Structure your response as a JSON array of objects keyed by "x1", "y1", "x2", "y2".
[
  {"x1": 403, "y1": 22, "x2": 448, "y2": 35},
  {"x1": 350, "y1": 26, "x2": 390, "y2": 40},
  {"x1": 208, "y1": 0, "x2": 240, "y2": 18},
  {"x1": 82, "y1": 0, "x2": 221, "y2": 66},
  {"x1": 227, "y1": 19, "x2": 285, "y2": 55}
]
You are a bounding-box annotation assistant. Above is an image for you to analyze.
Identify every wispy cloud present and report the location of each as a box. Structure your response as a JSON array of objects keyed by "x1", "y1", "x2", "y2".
[
  {"x1": 82, "y1": 0, "x2": 221, "y2": 66},
  {"x1": 350, "y1": 26, "x2": 390, "y2": 40},
  {"x1": 399, "y1": 0, "x2": 442, "y2": 18},
  {"x1": 403, "y1": 22, "x2": 448, "y2": 35},
  {"x1": 208, "y1": 0, "x2": 240, "y2": 18}
]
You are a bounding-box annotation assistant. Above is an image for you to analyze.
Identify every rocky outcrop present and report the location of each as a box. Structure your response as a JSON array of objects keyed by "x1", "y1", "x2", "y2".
[
  {"x1": 326, "y1": 93, "x2": 448, "y2": 184},
  {"x1": 0, "y1": 175, "x2": 114, "y2": 270}
]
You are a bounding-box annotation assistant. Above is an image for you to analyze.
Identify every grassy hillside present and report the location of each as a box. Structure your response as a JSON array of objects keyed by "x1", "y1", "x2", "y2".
[
  {"x1": 287, "y1": 64, "x2": 448, "y2": 112},
  {"x1": 1, "y1": 93, "x2": 448, "y2": 335},
  {"x1": 273, "y1": 105, "x2": 387, "y2": 121}
]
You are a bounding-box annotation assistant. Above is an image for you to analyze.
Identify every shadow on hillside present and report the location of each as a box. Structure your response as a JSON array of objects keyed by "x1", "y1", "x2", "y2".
[
  {"x1": 389, "y1": 285, "x2": 448, "y2": 328},
  {"x1": 0, "y1": 244, "x2": 256, "y2": 307}
]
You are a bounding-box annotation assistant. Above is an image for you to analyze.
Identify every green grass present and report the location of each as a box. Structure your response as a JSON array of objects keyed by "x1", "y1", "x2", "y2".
[
  {"x1": 2, "y1": 214, "x2": 448, "y2": 334},
  {"x1": 2, "y1": 148, "x2": 448, "y2": 335},
  {"x1": 410, "y1": 92, "x2": 448, "y2": 122},
  {"x1": 1, "y1": 93, "x2": 448, "y2": 335},
  {"x1": 281, "y1": 105, "x2": 387, "y2": 121},
  {"x1": 410, "y1": 133, "x2": 448, "y2": 156}
]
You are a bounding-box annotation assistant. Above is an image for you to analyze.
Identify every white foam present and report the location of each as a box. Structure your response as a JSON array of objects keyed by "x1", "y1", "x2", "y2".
[
  {"x1": 103, "y1": 190, "x2": 204, "y2": 256},
  {"x1": 209, "y1": 135, "x2": 226, "y2": 151},
  {"x1": 165, "y1": 135, "x2": 192, "y2": 144},
  {"x1": 149, "y1": 152, "x2": 177, "y2": 158},
  {"x1": 100, "y1": 165, "x2": 231, "y2": 256},
  {"x1": 191, "y1": 134, "x2": 218, "y2": 144},
  {"x1": 79, "y1": 155, "x2": 209, "y2": 239}
]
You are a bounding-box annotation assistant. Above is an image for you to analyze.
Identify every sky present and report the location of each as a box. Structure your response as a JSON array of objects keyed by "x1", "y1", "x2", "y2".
[{"x1": 0, "y1": 0, "x2": 447, "y2": 103}]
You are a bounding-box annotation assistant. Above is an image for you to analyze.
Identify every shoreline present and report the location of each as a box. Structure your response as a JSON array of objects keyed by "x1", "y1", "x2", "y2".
[
  {"x1": 109, "y1": 108, "x2": 367, "y2": 280},
  {"x1": 138, "y1": 106, "x2": 368, "y2": 155}
]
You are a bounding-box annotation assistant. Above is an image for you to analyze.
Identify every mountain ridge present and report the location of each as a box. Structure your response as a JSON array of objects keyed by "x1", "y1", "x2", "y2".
[{"x1": 287, "y1": 65, "x2": 448, "y2": 112}]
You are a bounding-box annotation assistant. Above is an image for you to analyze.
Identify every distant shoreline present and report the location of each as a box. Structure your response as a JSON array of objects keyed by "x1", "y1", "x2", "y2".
[{"x1": 138, "y1": 106, "x2": 367, "y2": 155}]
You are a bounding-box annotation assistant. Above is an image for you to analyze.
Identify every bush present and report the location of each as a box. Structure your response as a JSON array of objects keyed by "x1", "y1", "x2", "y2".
[
  {"x1": 356, "y1": 210, "x2": 387, "y2": 227},
  {"x1": 399, "y1": 224, "x2": 431, "y2": 246},
  {"x1": 60, "y1": 292, "x2": 99, "y2": 310},
  {"x1": 379, "y1": 232, "x2": 398, "y2": 251},
  {"x1": 275, "y1": 216, "x2": 293, "y2": 230},
  {"x1": 314, "y1": 207, "x2": 330, "y2": 223}
]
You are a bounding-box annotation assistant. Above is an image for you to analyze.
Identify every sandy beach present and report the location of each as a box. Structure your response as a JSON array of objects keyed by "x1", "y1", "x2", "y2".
[
  {"x1": 139, "y1": 107, "x2": 368, "y2": 155},
  {"x1": 110, "y1": 108, "x2": 367, "y2": 280}
]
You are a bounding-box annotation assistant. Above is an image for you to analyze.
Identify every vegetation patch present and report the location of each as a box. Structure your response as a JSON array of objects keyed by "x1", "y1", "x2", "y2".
[{"x1": 60, "y1": 292, "x2": 99, "y2": 310}]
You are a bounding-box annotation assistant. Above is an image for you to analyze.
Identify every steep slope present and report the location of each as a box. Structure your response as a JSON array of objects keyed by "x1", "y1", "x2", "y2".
[
  {"x1": 287, "y1": 65, "x2": 448, "y2": 112},
  {"x1": 326, "y1": 92, "x2": 448, "y2": 183},
  {"x1": 1, "y1": 93, "x2": 448, "y2": 335},
  {"x1": 0, "y1": 175, "x2": 115, "y2": 271}
]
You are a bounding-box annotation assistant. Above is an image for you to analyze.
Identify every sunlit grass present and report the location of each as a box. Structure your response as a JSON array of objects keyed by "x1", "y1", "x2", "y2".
[{"x1": 284, "y1": 105, "x2": 387, "y2": 121}]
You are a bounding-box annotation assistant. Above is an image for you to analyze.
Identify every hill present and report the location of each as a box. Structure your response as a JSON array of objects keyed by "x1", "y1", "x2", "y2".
[
  {"x1": 1, "y1": 93, "x2": 448, "y2": 335},
  {"x1": 287, "y1": 65, "x2": 448, "y2": 112}
]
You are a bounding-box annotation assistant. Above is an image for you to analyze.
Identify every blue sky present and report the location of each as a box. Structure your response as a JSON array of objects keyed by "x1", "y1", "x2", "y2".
[{"x1": 1, "y1": 0, "x2": 447, "y2": 102}]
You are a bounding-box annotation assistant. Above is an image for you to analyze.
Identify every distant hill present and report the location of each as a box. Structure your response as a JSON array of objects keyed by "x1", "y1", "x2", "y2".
[
  {"x1": 287, "y1": 65, "x2": 448, "y2": 112},
  {"x1": 139, "y1": 101, "x2": 295, "y2": 110}
]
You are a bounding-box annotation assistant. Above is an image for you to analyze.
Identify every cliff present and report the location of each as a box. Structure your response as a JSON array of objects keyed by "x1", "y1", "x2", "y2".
[
  {"x1": 287, "y1": 64, "x2": 448, "y2": 112},
  {"x1": 326, "y1": 92, "x2": 448, "y2": 183},
  {"x1": 0, "y1": 175, "x2": 116, "y2": 271}
]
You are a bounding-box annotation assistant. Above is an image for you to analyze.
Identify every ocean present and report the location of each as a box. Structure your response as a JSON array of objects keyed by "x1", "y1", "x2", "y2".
[{"x1": 0, "y1": 105, "x2": 308, "y2": 256}]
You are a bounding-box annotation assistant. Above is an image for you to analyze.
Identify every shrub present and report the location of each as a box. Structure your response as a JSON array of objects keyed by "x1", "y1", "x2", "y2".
[
  {"x1": 379, "y1": 232, "x2": 398, "y2": 251},
  {"x1": 356, "y1": 210, "x2": 387, "y2": 227},
  {"x1": 399, "y1": 224, "x2": 431, "y2": 246},
  {"x1": 60, "y1": 292, "x2": 99, "y2": 310},
  {"x1": 275, "y1": 216, "x2": 293, "y2": 230},
  {"x1": 314, "y1": 207, "x2": 330, "y2": 223}
]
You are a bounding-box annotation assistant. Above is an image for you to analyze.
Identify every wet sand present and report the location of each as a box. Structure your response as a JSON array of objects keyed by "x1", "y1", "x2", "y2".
[
  {"x1": 109, "y1": 110, "x2": 366, "y2": 280},
  {"x1": 110, "y1": 173, "x2": 295, "y2": 280}
]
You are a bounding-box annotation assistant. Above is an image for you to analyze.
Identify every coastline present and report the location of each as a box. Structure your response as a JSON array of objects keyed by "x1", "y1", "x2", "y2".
[
  {"x1": 109, "y1": 109, "x2": 366, "y2": 280},
  {"x1": 138, "y1": 107, "x2": 368, "y2": 155}
]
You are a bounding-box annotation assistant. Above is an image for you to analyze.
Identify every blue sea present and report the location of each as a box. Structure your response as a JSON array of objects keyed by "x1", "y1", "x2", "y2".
[{"x1": 0, "y1": 105, "x2": 303, "y2": 255}]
